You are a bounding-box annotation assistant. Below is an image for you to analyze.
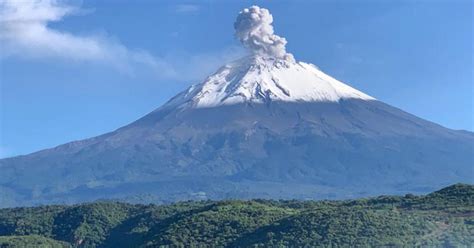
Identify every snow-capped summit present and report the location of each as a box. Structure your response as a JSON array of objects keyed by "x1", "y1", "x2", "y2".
[
  {"x1": 1, "y1": 5, "x2": 472, "y2": 208},
  {"x1": 165, "y1": 5, "x2": 374, "y2": 109},
  {"x1": 165, "y1": 55, "x2": 375, "y2": 109}
]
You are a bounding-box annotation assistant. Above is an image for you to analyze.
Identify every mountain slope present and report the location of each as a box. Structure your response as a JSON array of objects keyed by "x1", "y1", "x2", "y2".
[
  {"x1": 0, "y1": 55, "x2": 472, "y2": 207},
  {"x1": 2, "y1": 5, "x2": 472, "y2": 207}
]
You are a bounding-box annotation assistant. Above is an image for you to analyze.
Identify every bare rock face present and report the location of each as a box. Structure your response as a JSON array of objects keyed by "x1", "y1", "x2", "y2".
[{"x1": 1, "y1": 55, "x2": 473, "y2": 207}]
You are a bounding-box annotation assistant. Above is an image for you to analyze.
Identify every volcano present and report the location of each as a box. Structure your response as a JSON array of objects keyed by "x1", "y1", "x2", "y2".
[{"x1": 1, "y1": 6, "x2": 472, "y2": 207}]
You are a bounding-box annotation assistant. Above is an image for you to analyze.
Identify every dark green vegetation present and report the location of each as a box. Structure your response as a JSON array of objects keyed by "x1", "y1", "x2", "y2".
[
  {"x1": 0, "y1": 235, "x2": 70, "y2": 248},
  {"x1": 0, "y1": 184, "x2": 472, "y2": 247}
]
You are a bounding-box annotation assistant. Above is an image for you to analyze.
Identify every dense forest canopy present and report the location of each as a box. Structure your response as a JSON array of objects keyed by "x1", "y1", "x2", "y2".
[{"x1": 0, "y1": 184, "x2": 472, "y2": 247}]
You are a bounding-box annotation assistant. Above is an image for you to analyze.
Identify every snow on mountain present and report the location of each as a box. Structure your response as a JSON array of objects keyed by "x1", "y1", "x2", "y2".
[
  {"x1": 0, "y1": 5, "x2": 472, "y2": 207},
  {"x1": 166, "y1": 55, "x2": 375, "y2": 109},
  {"x1": 164, "y1": 5, "x2": 373, "y2": 109}
]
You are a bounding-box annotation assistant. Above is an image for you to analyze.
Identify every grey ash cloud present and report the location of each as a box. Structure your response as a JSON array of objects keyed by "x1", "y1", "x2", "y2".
[{"x1": 234, "y1": 6, "x2": 294, "y2": 61}]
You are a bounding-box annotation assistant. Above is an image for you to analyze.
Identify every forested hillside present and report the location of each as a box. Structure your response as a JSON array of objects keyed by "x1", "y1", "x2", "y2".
[{"x1": 0, "y1": 184, "x2": 472, "y2": 247}]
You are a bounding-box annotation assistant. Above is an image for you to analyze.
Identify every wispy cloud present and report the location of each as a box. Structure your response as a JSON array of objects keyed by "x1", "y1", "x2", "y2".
[
  {"x1": 164, "y1": 46, "x2": 245, "y2": 82},
  {"x1": 0, "y1": 0, "x2": 177, "y2": 77},
  {"x1": 0, "y1": 0, "x2": 244, "y2": 82},
  {"x1": 174, "y1": 4, "x2": 200, "y2": 14}
]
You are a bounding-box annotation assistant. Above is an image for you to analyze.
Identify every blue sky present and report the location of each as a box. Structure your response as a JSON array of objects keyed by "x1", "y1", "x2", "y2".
[{"x1": 0, "y1": 0, "x2": 472, "y2": 158}]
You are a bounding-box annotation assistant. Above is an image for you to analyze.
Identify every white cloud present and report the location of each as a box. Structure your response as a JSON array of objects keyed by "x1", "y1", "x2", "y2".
[
  {"x1": 0, "y1": 1, "x2": 247, "y2": 82},
  {"x1": 0, "y1": 0, "x2": 177, "y2": 77}
]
